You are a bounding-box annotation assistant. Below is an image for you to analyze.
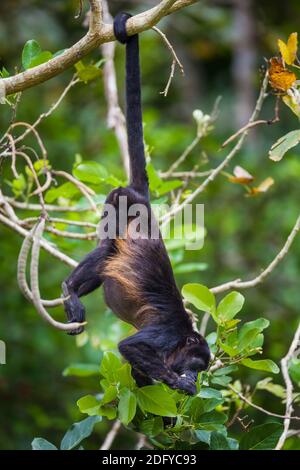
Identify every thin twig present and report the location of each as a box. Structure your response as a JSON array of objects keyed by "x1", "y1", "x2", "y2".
[
  {"x1": 52, "y1": 170, "x2": 100, "y2": 215},
  {"x1": 221, "y1": 119, "x2": 275, "y2": 149},
  {"x1": 152, "y1": 25, "x2": 184, "y2": 97},
  {"x1": 6, "y1": 133, "x2": 19, "y2": 178},
  {"x1": 276, "y1": 322, "x2": 300, "y2": 450},
  {"x1": 100, "y1": 420, "x2": 122, "y2": 450},
  {"x1": 14, "y1": 76, "x2": 80, "y2": 144},
  {"x1": 160, "y1": 72, "x2": 269, "y2": 226},
  {"x1": 228, "y1": 385, "x2": 300, "y2": 421},
  {"x1": 160, "y1": 170, "x2": 212, "y2": 178},
  {"x1": 6, "y1": 198, "x2": 93, "y2": 212},
  {"x1": 211, "y1": 215, "x2": 300, "y2": 294},
  {"x1": 22, "y1": 216, "x2": 97, "y2": 228},
  {"x1": 15, "y1": 150, "x2": 47, "y2": 212},
  {"x1": 199, "y1": 311, "x2": 210, "y2": 337},
  {"x1": 164, "y1": 135, "x2": 203, "y2": 177}
]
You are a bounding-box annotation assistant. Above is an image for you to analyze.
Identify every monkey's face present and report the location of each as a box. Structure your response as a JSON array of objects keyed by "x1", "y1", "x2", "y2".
[{"x1": 168, "y1": 332, "x2": 210, "y2": 381}]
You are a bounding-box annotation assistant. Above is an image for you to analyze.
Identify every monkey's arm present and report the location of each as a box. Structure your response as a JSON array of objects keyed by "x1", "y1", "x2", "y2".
[
  {"x1": 119, "y1": 330, "x2": 196, "y2": 394},
  {"x1": 62, "y1": 239, "x2": 112, "y2": 334}
]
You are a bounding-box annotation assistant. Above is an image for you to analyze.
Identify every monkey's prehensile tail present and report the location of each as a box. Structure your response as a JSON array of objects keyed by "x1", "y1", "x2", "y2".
[{"x1": 113, "y1": 13, "x2": 149, "y2": 199}]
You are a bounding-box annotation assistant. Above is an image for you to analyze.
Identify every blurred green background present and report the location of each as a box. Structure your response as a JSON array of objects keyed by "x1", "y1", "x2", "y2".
[{"x1": 0, "y1": 0, "x2": 300, "y2": 449}]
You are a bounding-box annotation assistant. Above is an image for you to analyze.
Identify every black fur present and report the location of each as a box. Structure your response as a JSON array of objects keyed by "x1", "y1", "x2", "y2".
[{"x1": 62, "y1": 13, "x2": 210, "y2": 395}]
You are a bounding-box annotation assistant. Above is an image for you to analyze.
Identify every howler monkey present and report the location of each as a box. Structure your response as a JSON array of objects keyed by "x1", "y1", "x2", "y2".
[{"x1": 62, "y1": 12, "x2": 210, "y2": 395}]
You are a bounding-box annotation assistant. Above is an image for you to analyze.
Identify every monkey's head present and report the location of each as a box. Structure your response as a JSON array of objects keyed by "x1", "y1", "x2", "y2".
[{"x1": 168, "y1": 332, "x2": 210, "y2": 381}]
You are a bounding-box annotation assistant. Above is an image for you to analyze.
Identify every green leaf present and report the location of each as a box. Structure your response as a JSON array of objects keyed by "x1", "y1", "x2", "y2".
[
  {"x1": 75, "y1": 62, "x2": 102, "y2": 83},
  {"x1": 12, "y1": 174, "x2": 26, "y2": 196},
  {"x1": 289, "y1": 358, "x2": 300, "y2": 385},
  {"x1": 77, "y1": 395, "x2": 100, "y2": 416},
  {"x1": 137, "y1": 385, "x2": 177, "y2": 417},
  {"x1": 197, "y1": 411, "x2": 227, "y2": 429},
  {"x1": 73, "y1": 161, "x2": 108, "y2": 185},
  {"x1": 101, "y1": 385, "x2": 118, "y2": 405},
  {"x1": 269, "y1": 130, "x2": 300, "y2": 162},
  {"x1": 182, "y1": 283, "x2": 216, "y2": 317},
  {"x1": 118, "y1": 388, "x2": 137, "y2": 425},
  {"x1": 238, "y1": 328, "x2": 261, "y2": 351},
  {"x1": 63, "y1": 363, "x2": 99, "y2": 377},
  {"x1": 60, "y1": 416, "x2": 101, "y2": 450},
  {"x1": 282, "y1": 94, "x2": 300, "y2": 119},
  {"x1": 216, "y1": 291, "x2": 244, "y2": 322},
  {"x1": 140, "y1": 417, "x2": 164, "y2": 437},
  {"x1": 29, "y1": 51, "x2": 53, "y2": 68},
  {"x1": 210, "y1": 432, "x2": 231, "y2": 450},
  {"x1": 239, "y1": 422, "x2": 283, "y2": 450},
  {"x1": 100, "y1": 352, "x2": 123, "y2": 383},
  {"x1": 219, "y1": 341, "x2": 238, "y2": 357},
  {"x1": 156, "y1": 179, "x2": 182, "y2": 196},
  {"x1": 117, "y1": 363, "x2": 136, "y2": 390},
  {"x1": 211, "y1": 376, "x2": 232, "y2": 386},
  {"x1": 45, "y1": 182, "x2": 79, "y2": 203},
  {"x1": 206, "y1": 332, "x2": 217, "y2": 347},
  {"x1": 250, "y1": 333, "x2": 264, "y2": 351},
  {"x1": 239, "y1": 318, "x2": 269, "y2": 336},
  {"x1": 186, "y1": 397, "x2": 205, "y2": 421},
  {"x1": 174, "y1": 263, "x2": 208, "y2": 274},
  {"x1": 213, "y1": 365, "x2": 238, "y2": 376},
  {"x1": 32, "y1": 438, "x2": 57, "y2": 450},
  {"x1": 146, "y1": 162, "x2": 163, "y2": 191},
  {"x1": 241, "y1": 358, "x2": 279, "y2": 374},
  {"x1": 98, "y1": 405, "x2": 117, "y2": 420},
  {"x1": 146, "y1": 162, "x2": 182, "y2": 195},
  {"x1": 195, "y1": 430, "x2": 211, "y2": 445},
  {"x1": 0, "y1": 66, "x2": 10, "y2": 78},
  {"x1": 256, "y1": 378, "x2": 286, "y2": 399},
  {"x1": 22, "y1": 39, "x2": 41, "y2": 69},
  {"x1": 198, "y1": 387, "x2": 223, "y2": 400}
]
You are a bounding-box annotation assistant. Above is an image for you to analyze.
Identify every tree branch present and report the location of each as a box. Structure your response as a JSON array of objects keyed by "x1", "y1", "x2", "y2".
[
  {"x1": 0, "y1": 212, "x2": 78, "y2": 268},
  {"x1": 276, "y1": 322, "x2": 300, "y2": 450},
  {"x1": 100, "y1": 420, "x2": 121, "y2": 450},
  {"x1": 1, "y1": 0, "x2": 197, "y2": 96},
  {"x1": 211, "y1": 214, "x2": 300, "y2": 294},
  {"x1": 29, "y1": 218, "x2": 86, "y2": 331},
  {"x1": 228, "y1": 385, "x2": 300, "y2": 422},
  {"x1": 160, "y1": 72, "x2": 269, "y2": 226}
]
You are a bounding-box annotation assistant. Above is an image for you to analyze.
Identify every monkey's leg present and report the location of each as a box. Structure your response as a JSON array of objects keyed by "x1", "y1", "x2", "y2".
[
  {"x1": 119, "y1": 331, "x2": 196, "y2": 394},
  {"x1": 62, "y1": 240, "x2": 111, "y2": 335}
]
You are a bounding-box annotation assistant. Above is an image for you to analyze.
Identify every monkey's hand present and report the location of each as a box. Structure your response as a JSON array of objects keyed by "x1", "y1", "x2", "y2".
[
  {"x1": 173, "y1": 376, "x2": 197, "y2": 395},
  {"x1": 62, "y1": 283, "x2": 85, "y2": 336}
]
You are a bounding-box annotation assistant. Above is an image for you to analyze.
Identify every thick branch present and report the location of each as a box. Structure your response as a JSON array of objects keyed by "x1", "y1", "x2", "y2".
[
  {"x1": 276, "y1": 322, "x2": 300, "y2": 450},
  {"x1": 1, "y1": 0, "x2": 196, "y2": 96},
  {"x1": 29, "y1": 218, "x2": 85, "y2": 331},
  {"x1": 0, "y1": 213, "x2": 77, "y2": 267}
]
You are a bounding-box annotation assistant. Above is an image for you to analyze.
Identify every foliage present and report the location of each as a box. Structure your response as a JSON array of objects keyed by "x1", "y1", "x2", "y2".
[{"x1": 32, "y1": 287, "x2": 284, "y2": 450}]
